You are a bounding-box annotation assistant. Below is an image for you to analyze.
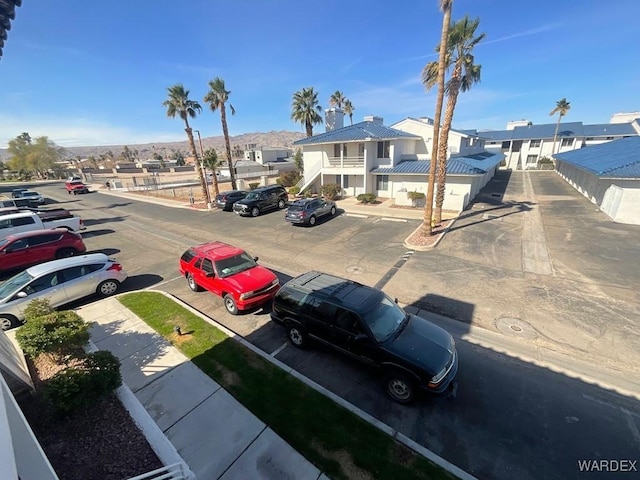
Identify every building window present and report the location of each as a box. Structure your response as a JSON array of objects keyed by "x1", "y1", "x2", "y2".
[
  {"x1": 376, "y1": 175, "x2": 389, "y2": 191},
  {"x1": 333, "y1": 144, "x2": 346, "y2": 157},
  {"x1": 585, "y1": 137, "x2": 594, "y2": 141},
  {"x1": 501, "y1": 141, "x2": 511, "y2": 152},
  {"x1": 358, "y1": 143, "x2": 364, "y2": 157},
  {"x1": 561, "y1": 138, "x2": 573, "y2": 147},
  {"x1": 529, "y1": 139, "x2": 541, "y2": 148},
  {"x1": 526, "y1": 155, "x2": 538, "y2": 164},
  {"x1": 344, "y1": 176, "x2": 349, "y2": 188},
  {"x1": 377, "y1": 141, "x2": 390, "y2": 158}
]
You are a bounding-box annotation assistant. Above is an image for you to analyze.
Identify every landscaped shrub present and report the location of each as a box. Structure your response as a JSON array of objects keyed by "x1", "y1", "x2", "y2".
[
  {"x1": 303, "y1": 189, "x2": 313, "y2": 198},
  {"x1": 288, "y1": 186, "x2": 301, "y2": 196},
  {"x1": 279, "y1": 170, "x2": 301, "y2": 187},
  {"x1": 23, "y1": 298, "x2": 54, "y2": 322},
  {"x1": 320, "y1": 183, "x2": 341, "y2": 200},
  {"x1": 407, "y1": 191, "x2": 425, "y2": 207},
  {"x1": 538, "y1": 156, "x2": 553, "y2": 165},
  {"x1": 248, "y1": 182, "x2": 260, "y2": 190},
  {"x1": 356, "y1": 193, "x2": 377, "y2": 204},
  {"x1": 45, "y1": 351, "x2": 122, "y2": 415},
  {"x1": 16, "y1": 311, "x2": 90, "y2": 359}
]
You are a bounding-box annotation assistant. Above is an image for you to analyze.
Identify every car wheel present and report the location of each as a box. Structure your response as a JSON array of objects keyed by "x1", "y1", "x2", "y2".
[
  {"x1": 277, "y1": 199, "x2": 286, "y2": 209},
  {"x1": 224, "y1": 294, "x2": 238, "y2": 315},
  {"x1": 55, "y1": 247, "x2": 77, "y2": 259},
  {"x1": 384, "y1": 371, "x2": 415, "y2": 404},
  {"x1": 0, "y1": 314, "x2": 18, "y2": 331},
  {"x1": 288, "y1": 325, "x2": 308, "y2": 348},
  {"x1": 330, "y1": 206, "x2": 336, "y2": 216},
  {"x1": 97, "y1": 280, "x2": 120, "y2": 297},
  {"x1": 251, "y1": 207, "x2": 260, "y2": 217},
  {"x1": 309, "y1": 215, "x2": 317, "y2": 226},
  {"x1": 187, "y1": 274, "x2": 202, "y2": 292}
]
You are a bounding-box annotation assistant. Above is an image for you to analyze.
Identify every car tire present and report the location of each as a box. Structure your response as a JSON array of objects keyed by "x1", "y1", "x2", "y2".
[
  {"x1": 97, "y1": 280, "x2": 120, "y2": 297},
  {"x1": 55, "y1": 247, "x2": 77, "y2": 259},
  {"x1": 251, "y1": 207, "x2": 260, "y2": 217},
  {"x1": 384, "y1": 371, "x2": 415, "y2": 404},
  {"x1": 224, "y1": 294, "x2": 238, "y2": 315},
  {"x1": 309, "y1": 215, "x2": 316, "y2": 226},
  {"x1": 0, "y1": 314, "x2": 18, "y2": 331},
  {"x1": 288, "y1": 324, "x2": 308, "y2": 348},
  {"x1": 330, "y1": 206, "x2": 336, "y2": 216},
  {"x1": 277, "y1": 199, "x2": 286, "y2": 209},
  {"x1": 187, "y1": 274, "x2": 202, "y2": 292}
]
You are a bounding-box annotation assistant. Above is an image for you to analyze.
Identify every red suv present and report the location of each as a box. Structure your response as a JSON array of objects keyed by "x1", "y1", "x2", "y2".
[
  {"x1": 179, "y1": 242, "x2": 279, "y2": 314},
  {"x1": 0, "y1": 229, "x2": 87, "y2": 273}
]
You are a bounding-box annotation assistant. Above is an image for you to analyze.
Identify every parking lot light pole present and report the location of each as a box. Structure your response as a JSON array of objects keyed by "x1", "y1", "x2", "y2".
[{"x1": 194, "y1": 129, "x2": 213, "y2": 209}]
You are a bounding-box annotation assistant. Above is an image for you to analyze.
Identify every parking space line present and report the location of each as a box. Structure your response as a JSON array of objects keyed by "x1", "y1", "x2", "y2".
[
  {"x1": 381, "y1": 217, "x2": 408, "y2": 223},
  {"x1": 270, "y1": 342, "x2": 289, "y2": 357},
  {"x1": 145, "y1": 275, "x2": 183, "y2": 290}
]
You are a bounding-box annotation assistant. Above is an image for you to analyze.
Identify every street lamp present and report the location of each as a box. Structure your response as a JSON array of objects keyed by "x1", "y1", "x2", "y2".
[{"x1": 193, "y1": 129, "x2": 212, "y2": 208}]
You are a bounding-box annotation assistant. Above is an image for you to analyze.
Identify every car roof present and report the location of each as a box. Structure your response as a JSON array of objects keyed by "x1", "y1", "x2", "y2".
[
  {"x1": 190, "y1": 241, "x2": 245, "y2": 259},
  {"x1": 284, "y1": 271, "x2": 379, "y2": 311},
  {"x1": 4, "y1": 228, "x2": 69, "y2": 241},
  {"x1": 26, "y1": 253, "x2": 110, "y2": 277},
  {"x1": 290, "y1": 198, "x2": 316, "y2": 206}
]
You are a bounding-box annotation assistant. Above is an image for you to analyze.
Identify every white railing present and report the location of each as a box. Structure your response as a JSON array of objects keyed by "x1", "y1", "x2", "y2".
[
  {"x1": 324, "y1": 156, "x2": 364, "y2": 167},
  {"x1": 294, "y1": 159, "x2": 322, "y2": 191},
  {"x1": 127, "y1": 462, "x2": 191, "y2": 480}
]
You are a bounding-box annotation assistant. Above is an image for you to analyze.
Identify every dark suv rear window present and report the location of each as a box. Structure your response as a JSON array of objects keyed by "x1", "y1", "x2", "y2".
[
  {"x1": 276, "y1": 287, "x2": 307, "y2": 309},
  {"x1": 180, "y1": 249, "x2": 197, "y2": 263}
]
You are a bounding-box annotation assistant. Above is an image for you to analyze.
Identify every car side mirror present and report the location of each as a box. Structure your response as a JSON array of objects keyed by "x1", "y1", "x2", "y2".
[
  {"x1": 353, "y1": 333, "x2": 368, "y2": 342},
  {"x1": 17, "y1": 291, "x2": 28, "y2": 298},
  {"x1": 394, "y1": 298, "x2": 398, "y2": 304},
  {"x1": 206, "y1": 272, "x2": 215, "y2": 278},
  {"x1": 253, "y1": 256, "x2": 259, "y2": 262}
]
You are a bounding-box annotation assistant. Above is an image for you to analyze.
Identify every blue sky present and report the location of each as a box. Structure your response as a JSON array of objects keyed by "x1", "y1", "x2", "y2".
[{"x1": 1, "y1": 0, "x2": 638, "y2": 148}]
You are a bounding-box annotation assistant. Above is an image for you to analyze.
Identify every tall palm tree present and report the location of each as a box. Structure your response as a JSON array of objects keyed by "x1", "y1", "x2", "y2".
[
  {"x1": 291, "y1": 87, "x2": 323, "y2": 137},
  {"x1": 162, "y1": 84, "x2": 208, "y2": 203},
  {"x1": 204, "y1": 77, "x2": 238, "y2": 190},
  {"x1": 423, "y1": 0, "x2": 453, "y2": 236},
  {"x1": 343, "y1": 99, "x2": 355, "y2": 125},
  {"x1": 329, "y1": 90, "x2": 346, "y2": 108},
  {"x1": 202, "y1": 148, "x2": 221, "y2": 198},
  {"x1": 550, "y1": 98, "x2": 571, "y2": 155},
  {"x1": 422, "y1": 15, "x2": 484, "y2": 223}
]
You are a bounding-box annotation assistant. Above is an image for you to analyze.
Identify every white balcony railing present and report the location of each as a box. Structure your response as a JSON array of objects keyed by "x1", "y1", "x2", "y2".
[{"x1": 324, "y1": 156, "x2": 364, "y2": 168}]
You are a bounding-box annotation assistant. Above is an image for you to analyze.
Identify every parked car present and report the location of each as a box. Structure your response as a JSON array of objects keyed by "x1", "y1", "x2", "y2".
[
  {"x1": 65, "y1": 180, "x2": 90, "y2": 195},
  {"x1": 0, "y1": 229, "x2": 86, "y2": 273},
  {"x1": 215, "y1": 190, "x2": 248, "y2": 211},
  {"x1": 11, "y1": 188, "x2": 29, "y2": 198},
  {"x1": 0, "y1": 253, "x2": 127, "y2": 330},
  {"x1": 179, "y1": 241, "x2": 279, "y2": 315},
  {"x1": 232, "y1": 185, "x2": 288, "y2": 217},
  {"x1": 0, "y1": 206, "x2": 74, "y2": 221},
  {"x1": 271, "y1": 271, "x2": 458, "y2": 403},
  {"x1": 0, "y1": 211, "x2": 84, "y2": 237},
  {"x1": 285, "y1": 198, "x2": 337, "y2": 226},
  {"x1": 16, "y1": 190, "x2": 45, "y2": 205}
]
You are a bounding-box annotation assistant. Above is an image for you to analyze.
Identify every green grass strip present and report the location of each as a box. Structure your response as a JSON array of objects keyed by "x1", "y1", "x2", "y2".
[{"x1": 118, "y1": 292, "x2": 453, "y2": 480}]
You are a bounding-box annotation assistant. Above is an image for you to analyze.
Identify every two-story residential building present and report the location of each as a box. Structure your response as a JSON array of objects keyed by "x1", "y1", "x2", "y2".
[
  {"x1": 293, "y1": 111, "x2": 504, "y2": 212},
  {"x1": 482, "y1": 115, "x2": 640, "y2": 170}
]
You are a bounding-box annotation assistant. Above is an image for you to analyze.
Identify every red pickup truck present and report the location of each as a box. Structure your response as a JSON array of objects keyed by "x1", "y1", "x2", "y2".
[{"x1": 65, "y1": 180, "x2": 90, "y2": 195}]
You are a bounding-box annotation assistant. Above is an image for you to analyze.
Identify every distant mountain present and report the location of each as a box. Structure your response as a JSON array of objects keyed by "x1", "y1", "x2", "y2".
[{"x1": 0, "y1": 130, "x2": 307, "y2": 160}]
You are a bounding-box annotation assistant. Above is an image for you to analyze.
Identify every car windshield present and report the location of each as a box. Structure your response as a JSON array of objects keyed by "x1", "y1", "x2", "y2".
[
  {"x1": 0, "y1": 270, "x2": 34, "y2": 299},
  {"x1": 0, "y1": 239, "x2": 8, "y2": 249},
  {"x1": 214, "y1": 252, "x2": 258, "y2": 278},
  {"x1": 244, "y1": 191, "x2": 260, "y2": 200},
  {"x1": 22, "y1": 192, "x2": 38, "y2": 197},
  {"x1": 361, "y1": 293, "x2": 408, "y2": 343}
]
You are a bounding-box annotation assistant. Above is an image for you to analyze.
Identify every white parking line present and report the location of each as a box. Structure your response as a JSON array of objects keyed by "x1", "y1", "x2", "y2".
[
  {"x1": 381, "y1": 217, "x2": 408, "y2": 223},
  {"x1": 145, "y1": 275, "x2": 183, "y2": 290},
  {"x1": 345, "y1": 213, "x2": 369, "y2": 219},
  {"x1": 270, "y1": 342, "x2": 289, "y2": 357}
]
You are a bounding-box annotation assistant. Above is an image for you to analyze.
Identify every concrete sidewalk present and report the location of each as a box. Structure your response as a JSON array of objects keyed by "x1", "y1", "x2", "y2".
[{"x1": 78, "y1": 297, "x2": 328, "y2": 480}]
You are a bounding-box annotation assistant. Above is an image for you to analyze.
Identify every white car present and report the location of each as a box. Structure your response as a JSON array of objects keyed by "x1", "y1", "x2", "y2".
[
  {"x1": 19, "y1": 191, "x2": 45, "y2": 204},
  {"x1": 0, "y1": 253, "x2": 128, "y2": 330}
]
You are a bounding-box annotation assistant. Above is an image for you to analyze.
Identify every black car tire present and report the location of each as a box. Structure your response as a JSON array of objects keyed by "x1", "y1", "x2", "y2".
[
  {"x1": 277, "y1": 199, "x2": 286, "y2": 209},
  {"x1": 384, "y1": 371, "x2": 416, "y2": 404},
  {"x1": 187, "y1": 274, "x2": 202, "y2": 292},
  {"x1": 97, "y1": 280, "x2": 120, "y2": 297},
  {"x1": 251, "y1": 207, "x2": 260, "y2": 217},
  {"x1": 224, "y1": 294, "x2": 238, "y2": 315},
  {"x1": 0, "y1": 314, "x2": 18, "y2": 331},
  {"x1": 330, "y1": 206, "x2": 336, "y2": 216},
  {"x1": 288, "y1": 324, "x2": 308, "y2": 348},
  {"x1": 309, "y1": 215, "x2": 317, "y2": 226},
  {"x1": 55, "y1": 247, "x2": 77, "y2": 259}
]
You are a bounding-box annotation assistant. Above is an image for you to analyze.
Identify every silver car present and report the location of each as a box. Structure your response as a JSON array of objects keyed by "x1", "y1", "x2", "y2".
[
  {"x1": 19, "y1": 191, "x2": 45, "y2": 204},
  {"x1": 0, "y1": 253, "x2": 127, "y2": 330}
]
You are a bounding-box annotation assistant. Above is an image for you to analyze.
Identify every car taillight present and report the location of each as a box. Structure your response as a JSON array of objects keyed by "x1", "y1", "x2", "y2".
[{"x1": 107, "y1": 262, "x2": 122, "y2": 272}]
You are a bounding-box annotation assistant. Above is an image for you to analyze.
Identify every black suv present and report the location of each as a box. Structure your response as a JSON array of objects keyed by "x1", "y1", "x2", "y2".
[
  {"x1": 271, "y1": 271, "x2": 458, "y2": 403},
  {"x1": 232, "y1": 185, "x2": 288, "y2": 217},
  {"x1": 215, "y1": 190, "x2": 248, "y2": 211}
]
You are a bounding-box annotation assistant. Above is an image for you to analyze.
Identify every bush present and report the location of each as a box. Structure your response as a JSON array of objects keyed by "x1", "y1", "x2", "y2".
[
  {"x1": 279, "y1": 170, "x2": 301, "y2": 187},
  {"x1": 538, "y1": 156, "x2": 554, "y2": 165},
  {"x1": 288, "y1": 186, "x2": 301, "y2": 196},
  {"x1": 303, "y1": 189, "x2": 313, "y2": 198},
  {"x1": 16, "y1": 311, "x2": 90, "y2": 359},
  {"x1": 45, "y1": 351, "x2": 122, "y2": 415},
  {"x1": 23, "y1": 298, "x2": 54, "y2": 322},
  {"x1": 357, "y1": 193, "x2": 377, "y2": 204},
  {"x1": 320, "y1": 183, "x2": 342, "y2": 200},
  {"x1": 248, "y1": 182, "x2": 260, "y2": 190},
  {"x1": 407, "y1": 191, "x2": 425, "y2": 201}
]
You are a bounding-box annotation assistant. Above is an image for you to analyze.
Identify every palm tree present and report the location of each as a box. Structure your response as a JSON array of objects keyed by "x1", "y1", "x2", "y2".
[
  {"x1": 329, "y1": 90, "x2": 346, "y2": 108},
  {"x1": 204, "y1": 77, "x2": 238, "y2": 190},
  {"x1": 291, "y1": 87, "x2": 323, "y2": 137},
  {"x1": 202, "y1": 148, "x2": 221, "y2": 198},
  {"x1": 343, "y1": 99, "x2": 355, "y2": 125},
  {"x1": 422, "y1": 0, "x2": 453, "y2": 236},
  {"x1": 550, "y1": 98, "x2": 571, "y2": 155},
  {"x1": 422, "y1": 15, "x2": 484, "y2": 223},
  {"x1": 162, "y1": 84, "x2": 208, "y2": 202}
]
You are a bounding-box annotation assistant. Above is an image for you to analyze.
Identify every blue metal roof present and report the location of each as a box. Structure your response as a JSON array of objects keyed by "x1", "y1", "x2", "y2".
[
  {"x1": 554, "y1": 136, "x2": 640, "y2": 178},
  {"x1": 371, "y1": 151, "x2": 504, "y2": 176},
  {"x1": 293, "y1": 121, "x2": 420, "y2": 145},
  {"x1": 581, "y1": 123, "x2": 637, "y2": 137},
  {"x1": 480, "y1": 121, "x2": 639, "y2": 141}
]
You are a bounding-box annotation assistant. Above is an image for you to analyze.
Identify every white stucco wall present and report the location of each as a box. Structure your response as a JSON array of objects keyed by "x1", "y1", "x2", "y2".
[{"x1": 386, "y1": 175, "x2": 471, "y2": 212}]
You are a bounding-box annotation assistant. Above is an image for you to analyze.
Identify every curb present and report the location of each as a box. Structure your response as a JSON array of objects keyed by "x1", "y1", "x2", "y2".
[
  {"x1": 403, "y1": 216, "x2": 459, "y2": 251},
  {"x1": 144, "y1": 290, "x2": 477, "y2": 480}
]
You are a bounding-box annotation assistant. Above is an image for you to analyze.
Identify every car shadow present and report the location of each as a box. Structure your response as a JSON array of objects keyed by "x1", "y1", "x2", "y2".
[
  {"x1": 87, "y1": 248, "x2": 121, "y2": 256},
  {"x1": 82, "y1": 216, "x2": 129, "y2": 227},
  {"x1": 119, "y1": 274, "x2": 165, "y2": 292},
  {"x1": 80, "y1": 229, "x2": 116, "y2": 238}
]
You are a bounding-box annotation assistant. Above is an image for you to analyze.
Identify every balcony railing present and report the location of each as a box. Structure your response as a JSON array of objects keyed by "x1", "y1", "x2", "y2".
[{"x1": 324, "y1": 156, "x2": 364, "y2": 168}]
